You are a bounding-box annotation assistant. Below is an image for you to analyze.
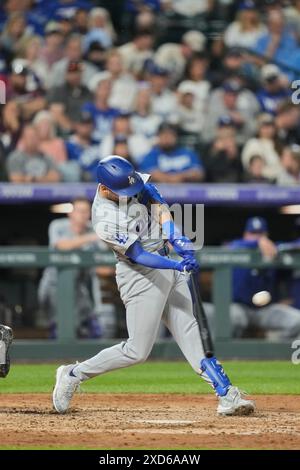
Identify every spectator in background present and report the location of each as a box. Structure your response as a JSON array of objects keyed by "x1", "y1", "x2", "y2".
[
  {"x1": 0, "y1": 1, "x2": 48, "y2": 36},
  {"x1": 154, "y1": 30, "x2": 207, "y2": 84},
  {"x1": 100, "y1": 112, "x2": 151, "y2": 165},
  {"x1": 126, "y1": 0, "x2": 161, "y2": 15},
  {"x1": 275, "y1": 102, "x2": 300, "y2": 147},
  {"x1": 0, "y1": 141, "x2": 7, "y2": 181},
  {"x1": 84, "y1": 40, "x2": 106, "y2": 71},
  {"x1": 45, "y1": 0, "x2": 91, "y2": 20},
  {"x1": 38, "y1": 197, "x2": 116, "y2": 339},
  {"x1": 284, "y1": 0, "x2": 300, "y2": 41},
  {"x1": 106, "y1": 50, "x2": 138, "y2": 112},
  {"x1": 227, "y1": 217, "x2": 300, "y2": 339},
  {"x1": 32, "y1": 110, "x2": 80, "y2": 182},
  {"x1": 204, "y1": 117, "x2": 243, "y2": 183},
  {"x1": 17, "y1": 35, "x2": 49, "y2": 88},
  {"x1": 184, "y1": 52, "x2": 210, "y2": 113},
  {"x1": 47, "y1": 34, "x2": 98, "y2": 89},
  {"x1": 0, "y1": 100, "x2": 23, "y2": 154},
  {"x1": 277, "y1": 145, "x2": 300, "y2": 185},
  {"x1": 256, "y1": 64, "x2": 290, "y2": 115},
  {"x1": 118, "y1": 29, "x2": 154, "y2": 77},
  {"x1": 224, "y1": 1, "x2": 267, "y2": 49},
  {"x1": 123, "y1": 1, "x2": 158, "y2": 43},
  {"x1": 135, "y1": 7, "x2": 157, "y2": 31},
  {"x1": 161, "y1": 0, "x2": 213, "y2": 17},
  {"x1": 139, "y1": 123, "x2": 204, "y2": 183},
  {"x1": 175, "y1": 81, "x2": 204, "y2": 137},
  {"x1": 83, "y1": 7, "x2": 115, "y2": 52},
  {"x1": 7, "y1": 60, "x2": 46, "y2": 121},
  {"x1": 0, "y1": 48, "x2": 9, "y2": 81},
  {"x1": 130, "y1": 82, "x2": 163, "y2": 138},
  {"x1": 65, "y1": 110, "x2": 99, "y2": 182},
  {"x1": 0, "y1": 0, "x2": 22, "y2": 28},
  {"x1": 53, "y1": 14, "x2": 74, "y2": 38},
  {"x1": 0, "y1": 12, "x2": 29, "y2": 55},
  {"x1": 33, "y1": 110, "x2": 67, "y2": 164},
  {"x1": 48, "y1": 60, "x2": 92, "y2": 134},
  {"x1": 243, "y1": 155, "x2": 275, "y2": 183},
  {"x1": 284, "y1": 217, "x2": 300, "y2": 312},
  {"x1": 39, "y1": 21, "x2": 64, "y2": 71},
  {"x1": 252, "y1": 9, "x2": 299, "y2": 70},
  {"x1": 242, "y1": 113, "x2": 282, "y2": 180},
  {"x1": 73, "y1": 7, "x2": 89, "y2": 35},
  {"x1": 210, "y1": 47, "x2": 255, "y2": 89},
  {"x1": 147, "y1": 63, "x2": 177, "y2": 121},
  {"x1": 83, "y1": 72, "x2": 120, "y2": 144},
  {"x1": 6, "y1": 125, "x2": 61, "y2": 183},
  {"x1": 203, "y1": 79, "x2": 259, "y2": 144},
  {"x1": 112, "y1": 136, "x2": 133, "y2": 163}
]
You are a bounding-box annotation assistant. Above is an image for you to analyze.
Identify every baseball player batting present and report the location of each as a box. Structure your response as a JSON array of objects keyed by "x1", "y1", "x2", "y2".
[
  {"x1": 53, "y1": 156, "x2": 255, "y2": 416},
  {"x1": 0, "y1": 325, "x2": 13, "y2": 378}
]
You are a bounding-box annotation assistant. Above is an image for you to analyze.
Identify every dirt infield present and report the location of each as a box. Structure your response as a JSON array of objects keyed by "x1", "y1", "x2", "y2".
[{"x1": 0, "y1": 394, "x2": 299, "y2": 449}]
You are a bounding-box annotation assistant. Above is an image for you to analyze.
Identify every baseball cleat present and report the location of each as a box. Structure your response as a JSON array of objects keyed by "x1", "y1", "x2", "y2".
[
  {"x1": 0, "y1": 325, "x2": 13, "y2": 378},
  {"x1": 52, "y1": 364, "x2": 81, "y2": 413},
  {"x1": 217, "y1": 386, "x2": 255, "y2": 416}
]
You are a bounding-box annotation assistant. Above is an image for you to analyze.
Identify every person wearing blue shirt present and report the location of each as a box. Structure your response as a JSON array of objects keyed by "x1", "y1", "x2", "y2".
[
  {"x1": 276, "y1": 222, "x2": 300, "y2": 311},
  {"x1": 82, "y1": 74, "x2": 120, "y2": 144},
  {"x1": 39, "y1": 0, "x2": 91, "y2": 21},
  {"x1": 65, "y1": 111, "x2": 100, "y2": 181},
  {"x1": 228, "y1": 217, "x2": 300, "y2": 339},
  {"x1": 125, "y1": 1, "x2": 161, "y2": 13},
  {"x1": 138, "y1": 123, "x2": 204, "y2": 183},
  {"x1": 256, "y1": 64, "x2": 290, "y2": 115},
  {"x1": 252, "y1": 9, "x2": 299, "y2": 72}
]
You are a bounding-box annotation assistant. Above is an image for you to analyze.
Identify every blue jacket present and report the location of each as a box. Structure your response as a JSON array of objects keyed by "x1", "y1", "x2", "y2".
[
  {"x1": 229, "y1": 239, "x2": 276, "y2": 306},
  {"x1": 138, "y1": 146, "x2": 203, "y2": 174},
  {"x1": 65, "y1": 138, "x2": 100, "y2": 181},
  {"x1": 256, "y1": 88, "x2": 290, "y2": 115},
  {"x1": 252, "y1": 31, "x2": 299, "y2": 67},
  {"x1": 81, "y1": 103, "x2": 120, "y2": 144}
]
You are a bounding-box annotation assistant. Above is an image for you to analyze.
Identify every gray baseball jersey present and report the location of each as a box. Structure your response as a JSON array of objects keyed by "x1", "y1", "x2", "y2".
[
  {"x1": 91, "y1": 173, "x2": 164, "y2": 261},
  {"x1": 7, "y1": 151, "x2": 59, "y2": 179}
]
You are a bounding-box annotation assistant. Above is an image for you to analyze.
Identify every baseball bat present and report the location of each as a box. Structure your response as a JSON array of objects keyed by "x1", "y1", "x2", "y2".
[{"x1": 188, "y1": 272, "x2": 214, "y2": 358}]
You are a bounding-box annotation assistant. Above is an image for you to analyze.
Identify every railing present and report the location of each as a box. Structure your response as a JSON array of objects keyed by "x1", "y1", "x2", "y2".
[
  {"x1": 0, "y1": 247, "x2": 298, "y2": 360},
  {"x1": 1, "y1": 182, "x2": 300, "y2": 205}
]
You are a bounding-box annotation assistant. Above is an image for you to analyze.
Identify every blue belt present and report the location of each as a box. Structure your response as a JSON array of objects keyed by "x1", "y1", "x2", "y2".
[{"x1": 158, "y1": 244, "x2": 170, "y2": 257}]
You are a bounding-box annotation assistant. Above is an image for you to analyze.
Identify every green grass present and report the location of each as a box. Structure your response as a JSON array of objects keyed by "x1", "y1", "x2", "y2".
[{"x1": 0, "y1": 361, "x2": 299, "y2": 395}]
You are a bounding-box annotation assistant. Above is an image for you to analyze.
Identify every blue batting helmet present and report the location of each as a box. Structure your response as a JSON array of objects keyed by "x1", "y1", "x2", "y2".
[
  {"x1": 245, "y1": 217, "x2": 268, "y2": 234},
  {"x1": 96, "y1": 155, "x2": 144, "y2": 196}
]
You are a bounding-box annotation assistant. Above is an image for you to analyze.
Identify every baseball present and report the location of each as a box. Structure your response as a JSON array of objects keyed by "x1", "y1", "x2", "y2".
[{"x1": 252, "y1": 291, "x2": 272, "y2": 307}]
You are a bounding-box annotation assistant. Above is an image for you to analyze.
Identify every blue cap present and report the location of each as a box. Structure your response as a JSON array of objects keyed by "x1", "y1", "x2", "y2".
[
  {"x1": 97, "y1": 155, "x2": 144, "y2": 197},
  {"x1": 222, "y1": 80, "x2": 242, "y2": 93},
  {"x1": 76, "y1": 110, "x2": 93, "y2": 124},
  {"x1": 245, "y1": 217, "x2": 268, "y2": 233},
  {"x1": 147, "y1": 61, "x2": 169, "y2": 76},
  {"x1": 238, "y1": 0, "x2": 256, "y2": 10},
  {"x1": 218, "y1": 115, "x2": 236, "y2": 127}
]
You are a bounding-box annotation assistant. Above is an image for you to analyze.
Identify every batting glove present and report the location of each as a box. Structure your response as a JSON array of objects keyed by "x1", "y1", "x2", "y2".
[
  {"x1": 172, "y1": 236, "x2": 195, "y2": 258},
  {"x1": 176, "y1": 256, "x2": 200, "y2": 274}
]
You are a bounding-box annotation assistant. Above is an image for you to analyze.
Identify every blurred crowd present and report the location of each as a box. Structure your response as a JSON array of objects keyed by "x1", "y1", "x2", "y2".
[{"x1": 1, "y1": 0, "x2": 300, "y2": 185}]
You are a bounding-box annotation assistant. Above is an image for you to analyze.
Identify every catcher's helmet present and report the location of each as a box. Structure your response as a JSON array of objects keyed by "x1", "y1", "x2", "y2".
[{"x1": 96, "y1": 155, "x2": 144, "y2": 196}]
